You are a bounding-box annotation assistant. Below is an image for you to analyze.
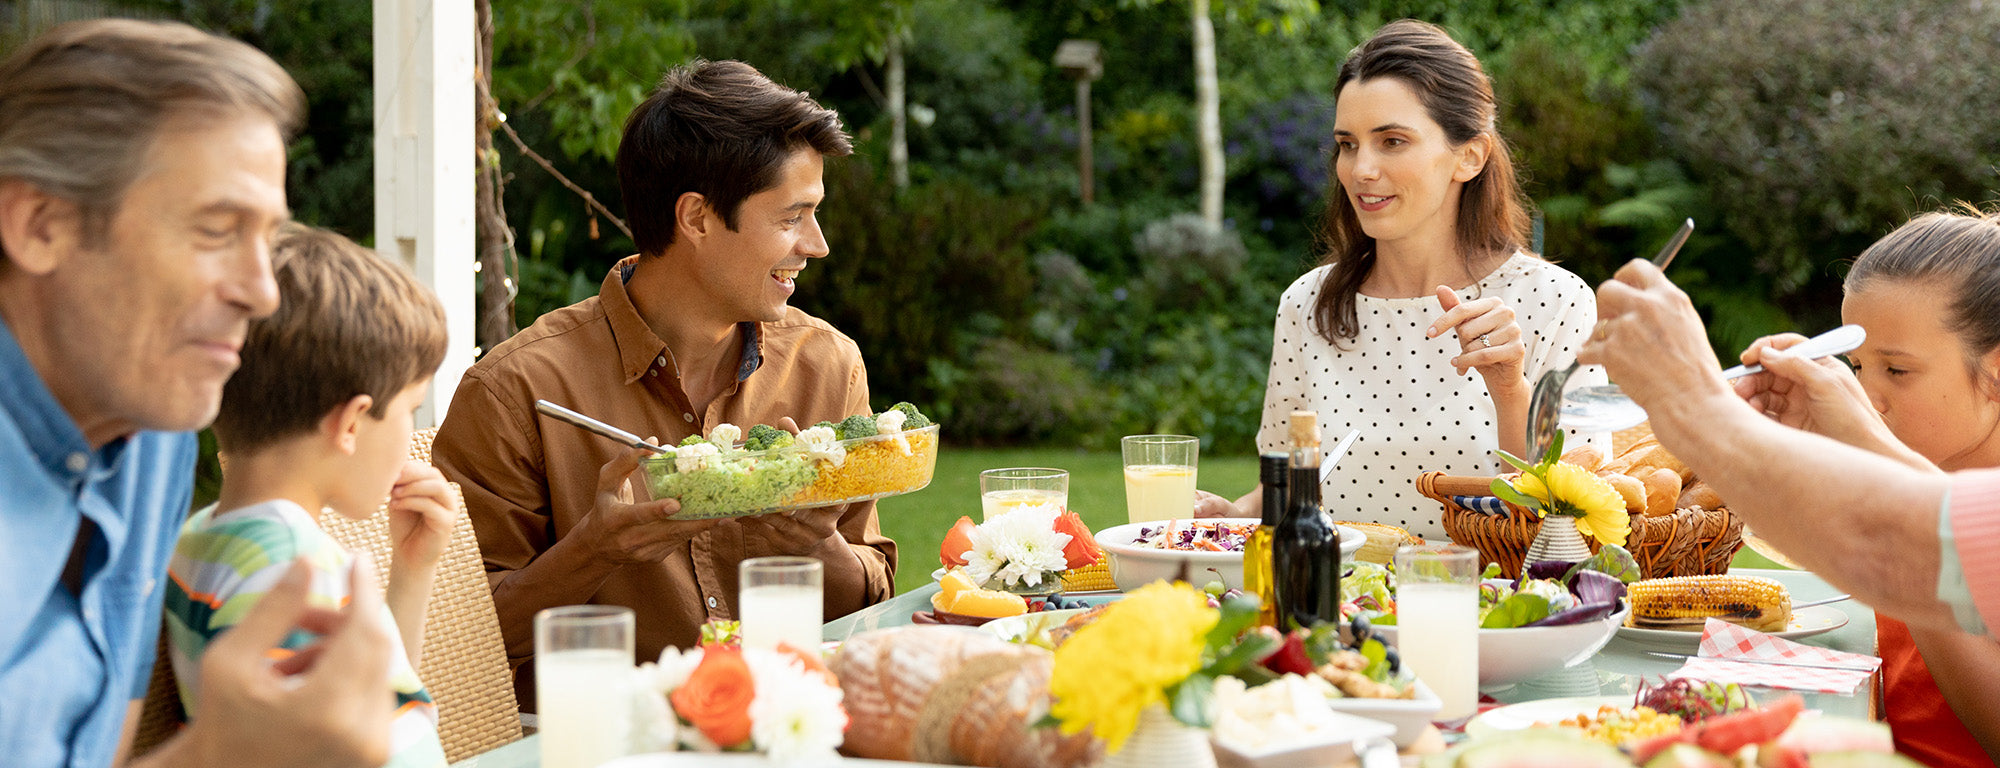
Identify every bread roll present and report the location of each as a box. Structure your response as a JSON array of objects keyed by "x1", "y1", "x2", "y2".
[
  {"x1": 1641, "y1": 467, "x2": 1681, "y2": 517},
  {"x1": 1604, "y1": 473, "x2": 1646, "y2": 514},
  {"x1": 1623, "y1": 444, "x2": 1693, "y2": 484},
  {"x1": 1677, "y1": 480, "x2": 1724, "y2": 511},
  {"x1": 1561, "y1": 445, "x2": 1605, "y2": 473}
]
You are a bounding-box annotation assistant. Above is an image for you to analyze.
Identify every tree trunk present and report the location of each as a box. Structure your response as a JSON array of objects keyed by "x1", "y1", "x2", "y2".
[
  {"x1": 887, "y1": 32, "x2": 908, "y2": 190},
  {"x1": 1192, "y1": 0, "x2": 1222, "y2": 230},
  {"x1": 473, "y1": 0, "x2": 516, "y2": 352}
]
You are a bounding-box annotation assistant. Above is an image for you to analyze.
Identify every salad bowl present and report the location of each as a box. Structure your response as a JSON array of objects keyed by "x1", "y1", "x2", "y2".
[{"x1": 1095, "y1": 518, "x2": 1365, "y2": 592}]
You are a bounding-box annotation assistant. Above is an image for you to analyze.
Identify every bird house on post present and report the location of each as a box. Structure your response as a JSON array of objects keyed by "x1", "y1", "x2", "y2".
[{"x1": 1054, "y1": 39, "x2": 1103, "y2": 205}]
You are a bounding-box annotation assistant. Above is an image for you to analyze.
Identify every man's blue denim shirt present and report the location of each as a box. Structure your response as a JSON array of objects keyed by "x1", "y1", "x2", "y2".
[{"x1": 0, "y1": 316, "x2": 195, "y2": 767}]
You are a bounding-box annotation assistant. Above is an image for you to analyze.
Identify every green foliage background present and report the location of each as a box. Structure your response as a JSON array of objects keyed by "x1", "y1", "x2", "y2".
[{"x1": 16, "y1": 0, "x2": 2000, "y2": 460}]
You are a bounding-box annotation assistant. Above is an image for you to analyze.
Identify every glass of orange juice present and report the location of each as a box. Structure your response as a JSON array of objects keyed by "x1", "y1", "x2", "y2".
[
  {"x1": 1121, "y1": 434, "x2": 1199, "y2": 524},
  {"x1": 979, "y1": 467, "x2": 1069, "y2": 520}
]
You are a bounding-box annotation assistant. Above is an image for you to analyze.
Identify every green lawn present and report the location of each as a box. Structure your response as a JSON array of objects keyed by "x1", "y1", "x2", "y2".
[
  {"x1": 874, "y1": 446, "x2": 1261, "y2": 595},
  {"x1": 873, "y1": 445, "x2": 1786, "y2": 595}
]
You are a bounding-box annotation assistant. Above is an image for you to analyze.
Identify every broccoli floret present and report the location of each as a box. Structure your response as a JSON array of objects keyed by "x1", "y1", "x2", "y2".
[
  {"x1": 813, "y1": 420, "x2": 839, "y2": 432},
  {"x1": 679, "y1": 434, "x2": 708, "y2": 447},
  {"x1": 743, "y1": 423, "x2": 789, "y2": 452},
  {"x1": 890, "y1": 401, "x2": 933, "y2": 429},
  {"x1": 837, "y1": 414, "x2": 880, "y2": 441}
]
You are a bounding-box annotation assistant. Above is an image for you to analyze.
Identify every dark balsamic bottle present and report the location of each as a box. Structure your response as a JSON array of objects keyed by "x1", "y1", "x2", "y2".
[{"x1": 1273, "y1": 410, "x2": 1342, "y2": 630}]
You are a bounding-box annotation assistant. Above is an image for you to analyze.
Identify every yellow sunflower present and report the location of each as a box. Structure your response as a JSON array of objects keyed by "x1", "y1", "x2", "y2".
[
  {"x1": 1506, "y1": 462, "x2": 1629, "y2": 547},
  {"x1": 1047, "y1": 581, "x2": 1216, "y2": 753}
]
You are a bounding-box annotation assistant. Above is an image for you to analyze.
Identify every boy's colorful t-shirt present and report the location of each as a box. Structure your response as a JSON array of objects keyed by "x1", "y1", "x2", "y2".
[{"x1": 165, "y1": 499, "x2": 448, "y2": 768}]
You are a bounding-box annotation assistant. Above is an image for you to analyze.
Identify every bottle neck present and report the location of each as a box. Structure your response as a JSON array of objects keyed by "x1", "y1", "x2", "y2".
[
  {"x1": 1290, "y1": 444, "x2": 1320, "y2": 472},
  {"x1": 1286, "y1": 464, "x2": 1320, "y2": 514}
]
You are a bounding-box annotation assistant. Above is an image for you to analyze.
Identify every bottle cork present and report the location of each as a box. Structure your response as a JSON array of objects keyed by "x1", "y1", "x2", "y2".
[{"x1": 1288, "y1": 410, "x2": 1320, "y2": 448}]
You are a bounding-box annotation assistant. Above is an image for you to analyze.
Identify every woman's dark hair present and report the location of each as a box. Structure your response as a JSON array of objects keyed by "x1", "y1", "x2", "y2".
[
  {"x1": 1846, "y1": 205, "x2": 2000, "y2": 385},
  {"x1": 617, "y1": 60, "x2": 853, "y2": 256},
  {"x1": 1311, "y1": 19, "x2": 1532, "y2": 346}
]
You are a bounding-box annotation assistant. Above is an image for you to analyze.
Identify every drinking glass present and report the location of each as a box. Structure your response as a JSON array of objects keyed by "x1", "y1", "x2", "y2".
[
  {"x1": 1121, "y1": 434, "x2": 1199, "y2": 524},
  {"x1": 740, "y1": 556, "x2": 824, "y2": 653},
  {"x1": 1393, "y1": 543, "x2": 1481, "y2": 722},
  {"x1": 979, "y1": 467, "x2": 1069, "y2": 520},
  {"x1": 536, "y1": 605, "x2": 635, "y2": 768}
]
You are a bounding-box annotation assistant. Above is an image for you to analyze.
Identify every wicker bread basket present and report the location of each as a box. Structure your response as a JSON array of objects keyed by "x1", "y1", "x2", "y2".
[{"x1": 1416, "y1": 472, "x2": 1744, "y2": 579}]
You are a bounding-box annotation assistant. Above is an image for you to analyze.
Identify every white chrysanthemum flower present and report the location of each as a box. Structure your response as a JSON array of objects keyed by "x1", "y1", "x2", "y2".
[
  {"x1": 628, "y1": 664, "x2": 679, "y2": 752},
  {"x1": 650, "y1": 645, "x2": 704, "y2": 692},
  {"x1": 707, "y1": 423, "x2": 743, "y2": 447},
  {"x1": 674, "y1": 442, "x2": 720, "y2": 473},
  {"x1": 961, "y1": 504, "x2": 1071, "y2": 589},
  {"x1": 745, "y1": 650, "x2": 846, "y2": 763}
]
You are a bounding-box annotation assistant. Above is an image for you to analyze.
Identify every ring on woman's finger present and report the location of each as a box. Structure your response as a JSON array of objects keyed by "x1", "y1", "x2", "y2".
[{"x1": 1478, "y1": 334, "x2": 1492, "y2": 348}]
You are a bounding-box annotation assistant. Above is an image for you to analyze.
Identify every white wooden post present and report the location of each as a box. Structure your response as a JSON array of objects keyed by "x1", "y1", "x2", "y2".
[{"x1": 375, "y1": 0, "x2": 475, "y2": 428}]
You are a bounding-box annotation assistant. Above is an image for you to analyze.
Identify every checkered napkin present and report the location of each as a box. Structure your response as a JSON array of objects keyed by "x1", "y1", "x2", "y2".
[
  {"x1": 1665, "y1": 618, "x2": 1880, "y2": 694},
  {"x1": 1451, "y1": 495, "x2": 1511, "y2": 515}
]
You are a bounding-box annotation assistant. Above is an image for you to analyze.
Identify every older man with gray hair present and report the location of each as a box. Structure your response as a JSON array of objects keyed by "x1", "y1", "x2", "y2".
[{"x1": 0, "y1": 19, "x2": 394, "y2": 768}]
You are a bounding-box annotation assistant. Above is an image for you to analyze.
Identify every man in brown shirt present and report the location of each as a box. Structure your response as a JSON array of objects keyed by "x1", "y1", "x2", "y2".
[{"x1": 430, "y1": 60, "x2": 895, "y2": 704}]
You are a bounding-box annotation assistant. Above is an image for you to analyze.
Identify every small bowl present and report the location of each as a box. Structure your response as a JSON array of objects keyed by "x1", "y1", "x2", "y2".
[
  {"x1": 1210, "y1": 709, "x2": 1397, "y2": 768},
  {"x1": 1322, "y1": 678, "x2": 1441, "y2": 749},
  {"x1": 1096, "y1": 518, "x2": 1366, "y2": 592},
  {"x1": 1376, "y1": 605, "x2": 1629, "y2": 688}
]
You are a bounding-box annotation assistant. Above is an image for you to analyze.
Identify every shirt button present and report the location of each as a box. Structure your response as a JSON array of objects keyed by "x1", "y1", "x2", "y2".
[
  {"x1": 82, "y1": 606, "x2": 96, "y2": 622},
  {"x1": 65, "y1": 453, "x2": 88, "y2": 473},
  {"x1": 656, "y1": 356, "x2": 667, "y2": 367},
  {"x1": 649, "y1": 370, "x2": 658, "y2": 377},
  {"x1": 144, "y1": 578, "x2": 156, "y2": 596},
  {"x1": 706, "y1": 596, "x2": 718, "y2": 608},
  {"x1": 683, "y1": 413, "x2": 695, "y2": 423}
]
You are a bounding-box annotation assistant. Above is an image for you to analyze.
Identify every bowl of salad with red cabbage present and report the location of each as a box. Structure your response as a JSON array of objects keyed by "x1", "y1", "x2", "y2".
[{"x1": 1358, "y1": 545, "x2": 1640, "y2": 686}]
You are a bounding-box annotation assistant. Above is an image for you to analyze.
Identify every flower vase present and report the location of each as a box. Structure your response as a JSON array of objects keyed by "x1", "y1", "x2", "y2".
[
  {"x1": 1525, "y1": 514, "x2": 1592, "y2": 567},
  {"x1": 1100, "y1": 705, "x2": 1216, "y2": 768}
]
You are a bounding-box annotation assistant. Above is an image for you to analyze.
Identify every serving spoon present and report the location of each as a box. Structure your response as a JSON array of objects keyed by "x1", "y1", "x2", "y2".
[
  {"x1": 1524, "y1": 218, "x2": 1693, "y2": 461},
  {"x1": 1558, "y1": 324, "x2": 1867, "y2": 432}
]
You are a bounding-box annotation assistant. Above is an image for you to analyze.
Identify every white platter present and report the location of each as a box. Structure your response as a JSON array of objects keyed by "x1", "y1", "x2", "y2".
[
  {"x1": 1614, "y1": 605, "x2": 1849, "y2": 649},
  {"x1": 1462, "y1": 694, "x2": 1631, "y2": 741}
]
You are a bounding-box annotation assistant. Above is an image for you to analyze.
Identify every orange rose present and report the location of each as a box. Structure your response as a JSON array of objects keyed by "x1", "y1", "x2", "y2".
[
  {"x1": 671, "y1": 646, "x2": 756, "y2": 748},
  {"x1": 1054, "y1": 509, "x2": 1101, "y2": 570}
]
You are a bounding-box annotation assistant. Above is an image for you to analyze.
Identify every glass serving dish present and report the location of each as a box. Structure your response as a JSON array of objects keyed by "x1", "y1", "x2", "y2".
[{"x1": 640, "y1": 424, "x2": 939, "y2": 519}]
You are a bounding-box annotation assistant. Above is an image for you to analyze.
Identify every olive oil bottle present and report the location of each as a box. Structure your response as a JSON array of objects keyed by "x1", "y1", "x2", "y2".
[{"x1": 1244, "y1": 452, "x2": 1286, "y2": 627}]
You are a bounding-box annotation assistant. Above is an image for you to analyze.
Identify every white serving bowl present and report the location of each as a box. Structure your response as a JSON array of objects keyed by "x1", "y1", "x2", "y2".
[
  {"x1": 1377, "y1": 605, "x2": 1628, "y2": 688},
  {"x1": 1209, "y1": 707, "x2": 1396, "y2": 768},
  {"x1": 1322, "y1": 678, "x2": 1440, "y2": 749},
  {"x1": 1095, "y1": 518, "x2": 1365, "y2": 592}
]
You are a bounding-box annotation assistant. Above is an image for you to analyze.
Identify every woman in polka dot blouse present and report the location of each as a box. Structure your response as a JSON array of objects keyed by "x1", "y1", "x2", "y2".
[{"x1": 1229, "y1": 20, "x2": 1608, "y2": 540}]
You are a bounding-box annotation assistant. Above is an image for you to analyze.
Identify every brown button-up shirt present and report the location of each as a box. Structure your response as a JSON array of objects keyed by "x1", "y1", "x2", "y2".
[{"x1": 431, "y1": 259, "x2": 896, "y2": 703}]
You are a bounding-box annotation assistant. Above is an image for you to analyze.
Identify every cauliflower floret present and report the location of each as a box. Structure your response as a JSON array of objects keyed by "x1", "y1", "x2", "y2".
[
  {"x1": 796, "y1": 426, "x2": 847, "y2": 468},
  {"x1": 874, "y1": 409, "x2": 912, "y2": 455},
  {"x1": 674, "y1": 442, "x2": 721, "y2": 473},
  {"x1": 707, "y1": 423, "x2": 743, "y2": 448}
]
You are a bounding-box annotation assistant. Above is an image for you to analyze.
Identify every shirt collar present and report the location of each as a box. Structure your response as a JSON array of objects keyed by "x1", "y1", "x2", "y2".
[
  {"x1": 605, "y1": 257, "x2": 766, "y2": 385},
  {"x1": 0, "y1": 315, "x2": 128, "y2": 482}
]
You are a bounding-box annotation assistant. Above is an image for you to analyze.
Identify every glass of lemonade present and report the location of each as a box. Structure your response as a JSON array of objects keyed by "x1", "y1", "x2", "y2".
[
  {"x1": 536, "y1": 605, "x2": 635, "y2": 768},
  {"x1": 739, "y1": 556, "x2": 824, "y2": 653},
  {"x1": 1121, "y1": 434, "x2": 1199, "y2": 524},
  {"x1": 979, "y1": 467, "x2": 1069, "y2": 520},
  {"x1": 1393, "y1": 543, "x2": 1481, "y2": 722}
]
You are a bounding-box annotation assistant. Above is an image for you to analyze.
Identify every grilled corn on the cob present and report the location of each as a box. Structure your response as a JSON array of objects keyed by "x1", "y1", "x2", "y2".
[{"x1": 1626, "y1": 574, "x2": 1792, "y2": 633}]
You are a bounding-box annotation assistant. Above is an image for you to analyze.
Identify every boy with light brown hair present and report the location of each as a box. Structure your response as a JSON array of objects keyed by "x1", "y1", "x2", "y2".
[{"x1": 165, "y1": 224, "x2": 457, "y2": 768}]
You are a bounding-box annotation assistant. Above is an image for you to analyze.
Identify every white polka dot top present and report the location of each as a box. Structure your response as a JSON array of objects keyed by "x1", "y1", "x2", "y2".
[{"x1": 1256, "y1": 253, "x2": 1609, "y2": 541}]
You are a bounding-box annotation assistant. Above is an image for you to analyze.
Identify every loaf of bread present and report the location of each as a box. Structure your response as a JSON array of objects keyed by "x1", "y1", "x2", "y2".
[{"x1": 831, "y1": 626, "x2": 1100, "y2": 767}]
